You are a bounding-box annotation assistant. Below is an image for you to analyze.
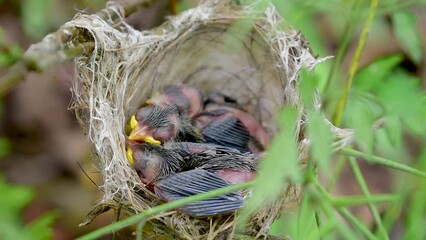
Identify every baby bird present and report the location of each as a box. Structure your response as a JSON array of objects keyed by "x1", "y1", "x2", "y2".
[
  {"x1": 146, "y1": 83, "x2": 204, "y2": 118},
  {"x1": 193, "y1": 93, "x2": 270, "y2": 154},
  {"x1": 126, "y1": 142, "x2": 256, "y2": 216},
  {"x1": 128, "y1": 104, "x2": 203, "y2": 144}
]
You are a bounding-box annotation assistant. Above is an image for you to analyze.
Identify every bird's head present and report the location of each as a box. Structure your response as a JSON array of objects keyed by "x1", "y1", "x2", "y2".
[
  {"x1": 128, "y1": 105, "x2": 180, "y2": 144},
  {"x1": 126, "y1": 142, "x2": 165, "y2": 184}
]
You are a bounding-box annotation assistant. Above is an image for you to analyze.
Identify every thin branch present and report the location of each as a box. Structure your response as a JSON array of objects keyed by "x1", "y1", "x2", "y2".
[{"x1": 0, "y1": 0, "x2": 157, "y2": 97}]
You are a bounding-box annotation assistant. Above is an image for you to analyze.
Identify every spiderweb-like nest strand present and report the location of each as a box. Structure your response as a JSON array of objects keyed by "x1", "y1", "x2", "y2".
[{"x1": 69, "y1": 0, "x2": 352, "y2": 238}]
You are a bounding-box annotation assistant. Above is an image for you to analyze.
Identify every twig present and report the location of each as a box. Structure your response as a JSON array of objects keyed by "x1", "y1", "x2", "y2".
[
  {"x1": 331, "y1": 0, "x2": 379, "y2": 126},
  {"x1": 0, "y1": 0, "x2": 157, "y2": 97}
]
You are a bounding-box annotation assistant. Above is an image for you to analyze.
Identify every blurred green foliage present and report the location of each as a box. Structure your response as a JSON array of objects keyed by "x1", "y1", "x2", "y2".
[
  {"x1": 79, "y1": 0, "x2": 426, "y2": 239},
  {"x1": 0, "y1": 177, "x2": 55, "y2": 240},
  {"x1": 4, "y1": 0, "x2": 426, "y2": 239},
  {"x1": 1, "y1": 19, "x2": 53, "y2": 237},
  {"x1": 392, "y1": 10, "x2": 423, "y2": 65},
  {"x1": 0, "y1": 27, "x2": 22, "y2": 67},
  {"x1": 21, "y1": 0, "x2": 54, "y2": 39},
  {"x1": 238, "y1": 107, "x2": 300, "y2": 225}
]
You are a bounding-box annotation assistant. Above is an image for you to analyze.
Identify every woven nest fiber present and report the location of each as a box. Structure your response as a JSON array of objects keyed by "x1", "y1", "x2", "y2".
[{"x1": 68, "y1": 0, "x2": 351, "y2": 239}]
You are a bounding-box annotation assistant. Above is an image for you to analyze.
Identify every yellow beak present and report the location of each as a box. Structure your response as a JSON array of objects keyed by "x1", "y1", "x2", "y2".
[
  {"x1": 128, "y1": 125, "x2": 161, "y2": 145},
  {"x1": 145, "y1": 99, "x2": 153, "y2": 105},
  {"x1": 130, "y1": 115, "x2": 138, "y2": 129},
  {"x1": 126, "y1": 147, "x2": 134, "y2": 165},
  {"x1": 142, "y1": 136, "x2": 161, "y2": 145}
]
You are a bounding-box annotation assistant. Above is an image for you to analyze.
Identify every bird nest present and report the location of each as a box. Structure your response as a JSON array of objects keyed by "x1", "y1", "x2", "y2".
[{"x1": 68, "y1": 0, "x2": 350, "y2": 239}]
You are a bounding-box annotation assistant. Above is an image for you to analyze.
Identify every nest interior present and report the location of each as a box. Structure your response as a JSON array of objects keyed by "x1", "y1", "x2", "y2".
[
  {"x1": 68, "y1": 0, "x2": 323, "y2": 239},
  {"x1": 129, "y1": 22, "x2": 285, "y2": 134}
]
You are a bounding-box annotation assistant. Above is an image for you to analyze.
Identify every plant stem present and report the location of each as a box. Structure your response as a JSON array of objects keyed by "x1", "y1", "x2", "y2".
[
  {"x1": 332, "y1": 194, "x2": 398, "y2": 207},
  {"x1": 323, "y1": 0, "x2": 360, "y2": 96},
  {"x1": 332, "y1": 0, "x2": 379, "y2": 126},
  {"x1": 136, "y1": 221, "x2": 145, "y2": 240},
  {"x1": 77, "y1": 181, "x2": 254, "y2": 240},
  {"x1": 312, "y1": 179, "x2": 357, "y2": 240},
  {"x1": 315, "y1": 178, "x2": 397, "y2": 207},
  {"x1": 339, "y1": 148, "x2": 426, "y2": 178},
  {"x1": 349, "y1": 157, "x2": 389, "y2": 240},
  {"x1": 326, "y1": 156, "x2": 346, "y2": 191},
  {"x1": 337, "y1": 207, "x2": 378, "y2": 240}
]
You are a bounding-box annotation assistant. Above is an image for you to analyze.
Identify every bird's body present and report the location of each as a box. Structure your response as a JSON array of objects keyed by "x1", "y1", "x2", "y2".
[
  {"x1": 194, "y1": 95, "x2": 269, "y2": 154},
  {"x1": 126, "y1": 142, "x2": 257, "y2": 216}
]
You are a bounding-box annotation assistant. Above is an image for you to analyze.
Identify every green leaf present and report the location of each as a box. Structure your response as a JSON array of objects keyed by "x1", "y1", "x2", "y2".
[
  {"x1": 307, "y1": 111, "x2": 333, "y2": 180},
  {"x1": 21, "y1": 0, "x2": 53, "y2": 39},
  {"x1": 392, "y1": 10, "x2": 423, "y2": 64},
  {"x1": 0, "y1": 177, "x2": 34, "y2": 220},
  {"x1": 383, "y1": 115, "x2": 402, "y2": 147},
  {"x1": 300, "y1": 69, "x2": 319, "y2": 109},
  {"x1": 0, "y1": 177, "x2": 55, "y2": 240},
  {"x1": 297, "y1": 194, "x2": 320, "y2": 239},
  {"x1": 378, "y1": 70, "x2": 426, "y2": 137},
  {"x1": 402, "y1": 151, "x2": 426, "y2": 240},
  {"x1": 353, "y1": 55, "x2": 403, "y2": 92},
  {"x1": 0, "y1": 177, "x2": 33, "y2": 240},
  {"x1": 344, "y1": 97, "x2": 376, "y2": 153},
  {"x1": 403, "y1": 182, "x2": 426, "y2": 240},
  {"x1": 0, "y1": 44, "x2": 22, "y2": 67},
  {"x1": 270, "y1": 193, "x2": 319, "y2": 239},
  {"x1": 23, "y1": 212, "x2": 56, "y2": 240},
  {"x1": 238, "y1": 107, "x2": 300, "y2": 225}
]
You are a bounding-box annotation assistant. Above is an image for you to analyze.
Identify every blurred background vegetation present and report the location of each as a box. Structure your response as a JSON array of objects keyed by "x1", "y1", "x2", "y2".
[{"x1": 0, "y1": 0, "x2": 425, "y2": 239}]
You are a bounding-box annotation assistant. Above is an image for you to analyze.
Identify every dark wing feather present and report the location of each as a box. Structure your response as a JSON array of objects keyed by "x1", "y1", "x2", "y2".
[
  {"x1": 202, "y1": 116, "x2": 251, "y2": 153},
  {"x1": 154, "y1": 169, "x2": 243, "y2": 216}
]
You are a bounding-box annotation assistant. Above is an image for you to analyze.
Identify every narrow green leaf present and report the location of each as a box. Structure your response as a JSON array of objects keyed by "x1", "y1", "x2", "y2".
[
  {"x1": 307, "y1": 111, "x2": 333, "y2": 180},
  {"x1": 297, "y1": 194, "x2": 320, "y2": 239},
  {"x1": 238, "y1": 107, "x2": 300, "y2": 226},
  {"x1": 24, "y1": 212, "x2": 56, "y2": 240},
  {"x1": 392, "y1": 10, "x2": 423, "y2": 64},
  {"x1": 300, "y1": 70, "x2": 318, "y2": 109},
  {"x1": 353, "y1": 55, "x2": 403, "y2": 92},
  {"x1": 402, "y1": 180, "x2": 426, "y2": 240},
  {"x1": 344, "y1": 98, "x2": 376, "y2": 153},
  {"x1": 402, "y1": 151, "x2": 426, "y2": 239},
  {"x1": 0, "y1": 177, "x2": 34, "y2": 220}
]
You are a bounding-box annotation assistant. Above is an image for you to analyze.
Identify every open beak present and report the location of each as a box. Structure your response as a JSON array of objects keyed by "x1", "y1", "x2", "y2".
[
  {"x1": 128, "y1": 125, "x2": 161, "y2": 145},
  {"x1": 126, "y1": 146, "x2": 134, "y2": 165}
]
